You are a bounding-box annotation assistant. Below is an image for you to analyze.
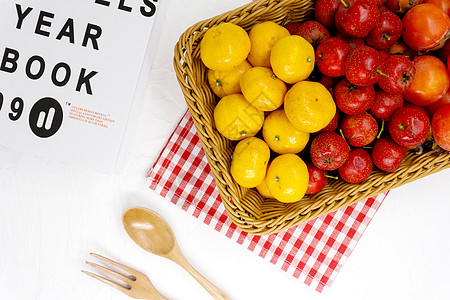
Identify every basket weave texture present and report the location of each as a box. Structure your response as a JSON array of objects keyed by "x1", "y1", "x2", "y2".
[{"x1": 173, "y1": 0, "x2": 450, "y2": 235}]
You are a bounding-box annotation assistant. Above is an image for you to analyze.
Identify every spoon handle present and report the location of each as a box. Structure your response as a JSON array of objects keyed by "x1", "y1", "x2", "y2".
[{"x1": 169, "y1": 248, "x2": 231, "y2": 300}]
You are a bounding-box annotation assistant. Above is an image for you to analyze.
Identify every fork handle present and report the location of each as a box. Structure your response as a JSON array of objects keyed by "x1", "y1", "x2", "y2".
[
  {"x1": 153, "y1": 294, "x2": 169, "y2": 300},
  {"x1": 168, "y1": 249, "x2": 231, "y2": 300}
]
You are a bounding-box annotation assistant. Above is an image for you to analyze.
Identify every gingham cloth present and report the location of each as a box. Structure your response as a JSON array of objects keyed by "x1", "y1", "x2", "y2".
[{"x1": 147, "y1": 110, "x2": 387, "y2": 293}]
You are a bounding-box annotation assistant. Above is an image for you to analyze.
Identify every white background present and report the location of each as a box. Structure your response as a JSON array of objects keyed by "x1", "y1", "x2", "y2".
[{"x1": 1, "y1": 1, "x2": 449, "y2": 299}]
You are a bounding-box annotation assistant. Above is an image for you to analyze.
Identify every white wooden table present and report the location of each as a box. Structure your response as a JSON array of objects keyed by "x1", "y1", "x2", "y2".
[{"x1": 1, "y1": 1, "x2": 449, "y2": 299}]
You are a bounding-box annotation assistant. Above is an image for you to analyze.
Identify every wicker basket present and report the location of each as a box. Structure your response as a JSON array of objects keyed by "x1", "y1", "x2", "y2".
[{"x1": 173, "y1": 0, "x2": 450, "y2": 235}]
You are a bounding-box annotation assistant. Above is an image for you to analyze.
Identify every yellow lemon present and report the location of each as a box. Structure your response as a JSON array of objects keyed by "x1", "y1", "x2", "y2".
[
  {"x1": 284, "y1": 81, "x2": 336, "y2": 133},
  {"x1": 207, "y1": 60, "x2": 252, "y2": 98},
  {"x1": 240, "y1": 67, "x2": 287, "y2": 111},
  {"x1": 270, "y1": 35, "x2": 315, "y2": 84},
  {"x1": 247, "y1": 21, "x2": 290, "y2": 68},
  {"x1": 266, "y1": 154, "x2": 309, "y2": 203},
  {"x1": 230, "y1": 137, "x2": 270, "y2": 188},
  {"x1": 201, "y1": 22, "x2": 251, "y2": 71},
  {"x1": 214, "y1": 94, "x2": 264, "y2": 140},
  {"x1": 262, "y1": 109, "x2": 310, "y2": 154}
]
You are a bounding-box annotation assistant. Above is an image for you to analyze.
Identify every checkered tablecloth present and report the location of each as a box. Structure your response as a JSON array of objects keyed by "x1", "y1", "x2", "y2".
[{"x1": 147, "y1": 110, "x2": 387, "y2": 293}]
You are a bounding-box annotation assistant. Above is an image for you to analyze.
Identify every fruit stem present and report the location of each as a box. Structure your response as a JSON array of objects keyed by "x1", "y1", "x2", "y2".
[
  {"x1": 340, "y1": 0, "x2": 349, "y2": 8},
  {"x1": 348, "y1": 84, "x2": 358, "y2": 92},
  {"x1": 402, "y1": 73, "x2": 411, "y2": 83},
  {"x1": 377, "y1": 119, "x2": 385, "y2": 139},
  {"x1": 339, "y1": 129, "x2": 351, "y2": 151},
  {"x1": 339, "y1": 129, "x2": 346, "y2": 141},
  {"x1": 325, "y1": 175, "x2": 339, "y2": 180},
  {"x1": 382, "y1": 33, "x2": 391, "y2": 41},
  {"x1": 216, "y1": 79, "x2": 223, "y2": 87},
  {"x1": 377, "y1": 69, "x2": 389, "y2": 77}
]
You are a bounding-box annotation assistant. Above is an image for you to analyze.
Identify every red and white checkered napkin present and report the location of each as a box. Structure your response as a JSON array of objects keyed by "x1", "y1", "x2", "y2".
[{"x1": 146, "y1": 110, "x2": 388, "y2": 293}]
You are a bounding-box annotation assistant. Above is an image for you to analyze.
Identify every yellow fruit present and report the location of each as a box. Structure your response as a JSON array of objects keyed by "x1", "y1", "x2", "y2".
[
  {"x1": 266, "y1": 154, "x2": 309, "y2": 203},
  {"x1": 214, "y1": 94, "x2": 264, "y2": 140},
  {"x1": 262, "y1": 109, "x2": 310, "y2": 154},
  {"x1": 230, "y1": 137, "x2": 270, "y2": 188},
  {"x1": 270, "y1": 35, "x2": 315, "y2": 84},
  {"x1": 200, "y1": 22, "x2": 251, "y2": 71},
  {"x1": 256, "y1": 164, "x2": 274, "y2": 199},
  {"x1": 207, "y1": 60, "x2": 252, "y2": 98},
  {"x1": 284, "y1": 81, "x2": 336, "y2": 133},
  {"x1": 247, "y1": 21, "x2": 290, "y2": 68},
  {"x1": 240, "y1": 67, "x2": 287, "y2": 111}
]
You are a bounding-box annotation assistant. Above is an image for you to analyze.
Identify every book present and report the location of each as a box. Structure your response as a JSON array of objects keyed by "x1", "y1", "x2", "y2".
[{"x1": 0, "y1": 0, "x2": 167, "y2": 172}]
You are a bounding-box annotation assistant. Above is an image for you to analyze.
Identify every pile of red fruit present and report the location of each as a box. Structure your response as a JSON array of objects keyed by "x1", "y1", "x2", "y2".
[{"x1": 284, "y1": 0, "x2": 450, "y2": 193}]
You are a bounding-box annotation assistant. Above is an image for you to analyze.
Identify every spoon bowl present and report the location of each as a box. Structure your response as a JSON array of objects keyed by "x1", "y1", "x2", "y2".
[
  {"x1": 122, "y1": 207, "x2": 230, "y2": 300},
  {"x1": 122, "y1": 207, "x2": 175, "y2": 256}
]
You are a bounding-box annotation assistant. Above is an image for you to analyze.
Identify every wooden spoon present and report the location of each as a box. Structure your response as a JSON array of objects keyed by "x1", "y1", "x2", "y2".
[{"x1": 122, "y1": 207, "x2": 231, "y2": 300}]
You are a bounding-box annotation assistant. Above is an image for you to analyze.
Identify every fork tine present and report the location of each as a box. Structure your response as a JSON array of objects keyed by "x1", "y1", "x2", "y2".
[
  {"x1": 89, "y1": 252, "x2": 137, "y2": 277},
  {"x1": 86, "y1": 261, "x2": 135, "y2": 285},
  {"x1": 81, "y1": 270, "x2": 131, "y2": 293}
]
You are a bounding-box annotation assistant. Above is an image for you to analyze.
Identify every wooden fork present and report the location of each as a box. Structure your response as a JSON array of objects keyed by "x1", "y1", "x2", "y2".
[{"x1": 82, "y1": 252, "x2": 168, "y2": 300}]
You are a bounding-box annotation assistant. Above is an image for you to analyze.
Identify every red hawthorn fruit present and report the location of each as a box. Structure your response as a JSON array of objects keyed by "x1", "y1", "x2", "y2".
[
  {"x1": 319, "y1": 75, "x2": 341, "y2": 94},
  {"x1": 363, "y1": 0, "x2": 387, "y2": 7},
  {"x1": 316, "y1": 37, "x2": 352, "y2": 77},
  {"x1": 316, "y1": 109, "x2": 340, "y2": 133},
  {"x1": 365, "y1": 8, "x2": 403, "y2": 50},
  {"x1": 335, "y1": 32, "x2": 366, "y2": 49},
  {"x1": 378, "y1": 55, "x2": 416, "y2": 94},
  {"x1": 372, "y1": 136, "x2": 408, "y2": 172},
  {"x1": 388, "y1": 106, "x2": 431, "y2": 147},
  {"x1": 334, "y1": 78, "x2": 376, "y2": 115},
  {"x1": 315, "y1": 0, "x2": 342, "y2": 28},
  {"x1": 345, "y1": 46, "x2": 384, "y2": 87},
  {"x1": 290, "y1": 21, "x2": 331, "y2": 48},
  {"x1": 305, "y1": 161, "x2": 329, "y2": 194},
  {"x1": 335, "y1": 0, "x2": 381, "y2": 38},
  {"x1": 378, "y1": 50, "x2": 391, "y2": 61},
  {"x1": 338, "y1": 148, "x2": 373, "y2": 183},
  {"x1": 310, "y1": 131, "x2": 350, "y2": 171},
  {"x1": 340, "y1": 112, "x2": 379, "y2": 147},
  {"x1": 370, "y1": 89, "x2": 403, "y2": 120}
]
